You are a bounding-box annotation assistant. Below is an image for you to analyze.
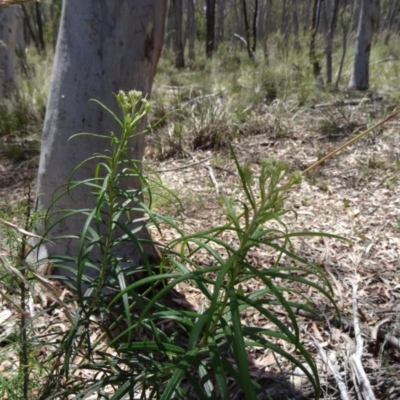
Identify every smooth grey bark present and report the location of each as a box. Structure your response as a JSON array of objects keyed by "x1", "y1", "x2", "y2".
[
  {"x1": 0, "y1": 5, "x2": 18, "y2": 97},
  {"x1": 348, "y1": 0, "x2": 378, "y2": 90},
  {"x1": 351, "y1": 0, "x2": 361, "y2": 32},
  {"x1": 36, "y1": 0, "x2": 166, "y2": 283}
]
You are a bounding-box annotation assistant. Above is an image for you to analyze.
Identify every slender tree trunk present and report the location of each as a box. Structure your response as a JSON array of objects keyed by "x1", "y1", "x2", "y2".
[
  {"x1": 280, "y1": 0, "x2": 290, "y2": 53},
  {"x1": 291, "y1": 0, "x2": 301, "y2": 51},
  {"x1": 310, "y1": 0, "x2": 324, "y2": 86},
  {"x1": 171, "y1": 0, "x2": 184, "y2": 67},
  {"x1": 348, "y1": 0, "x2": 378, "y2": 90},
  {"x1": 187, "y1": 0, "x2": 195, "y2": 61},
  {"x1": 325, "y1": 0, "x2": 340, "y2": 85},
  {"x1": 35, "y1": 2, "x2": 45, "y2": 53},
  {"x1": 21, "y1": 4, "x2": 38, "y2": 49},
  {"x1": 351, "y1": 0, "x2": 361, "y2": 32},
  {"x1": 252, "y1": 0, "x2": 259, "y2": 55},
  {"x1": 384, "y1": 0, "x2": 399, "y2": 44},
  {"x1": 216, "y1": 0, "x2": 226, "y2": 47},
  {"x1": 263, "y1": 0, "x2": 273, "y2": 62},
  {"x1": 0, "y1": 5, "x2": 18, "y2": 97},
  {"x1": 206, "y1": 0, "x2": 216, "y2": 57},
  {"x1": 50, "y1": 1, "x2": 61, "y2": 51},
  {"x1": 35, "y1": 0, "x2": 166, "y2": 284},
  {"x1": 335, "y1": 0, "x2": 351, "y2": 89},
  {"x1": 241, "y1": 0, "x2": 253, "y2": 59},
  {"x1": 165, "y1": 0, "x2": 174, "y2": 49}
]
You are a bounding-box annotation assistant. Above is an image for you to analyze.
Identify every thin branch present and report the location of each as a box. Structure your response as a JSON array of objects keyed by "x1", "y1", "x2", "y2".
[
  {"x1": 313, "y1": 338, "x2": 350, "y2": 400},
  {"x1": 155, "y1": 156, "x2": 214, "y2": 173},
  {"x1": 350, "y1": 284, "x2": 376, "y2": 400}
]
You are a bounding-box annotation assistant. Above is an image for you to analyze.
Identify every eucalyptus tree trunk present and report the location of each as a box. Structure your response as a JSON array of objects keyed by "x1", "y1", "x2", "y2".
[
  {"x1": 0, "y1": 5, "x2": 18, "y2": 97},
  {"x1": 384, "y1": 0, "x2": 399, "y2": 44},
  {"x1": 325, "y1": 0, "x2": 340, "y2": 85},
  {"x1": 291, "y1": 0, "x2": 300, "y2": 51},
  {"x1": 348, "y1": 0, "x2": 378, "y2": 90},
  {"x1": 171, "y1": 0, "x2": 184, "y2": 67},
  {"x1": 35, "y1": 0, "x2": 166, "y2": 283},
  {"x1": 351, "y1": 0, "x2": 361, "y2": 32},
  {"x1": 206, "y1": 0, "x2": 216, "y2": 57},
  {"x1": 216, "y1": 0, "x2": 226, "y2": 47},
  {"x1": 262, "y1": 0, "x2": 273, "y2": 62},
  {"x1": 187, "y1": 0, "x2": 195, "y2": 61},
  {"x1": 310, "y1": 0, "x2": 324, "y2": 86}
]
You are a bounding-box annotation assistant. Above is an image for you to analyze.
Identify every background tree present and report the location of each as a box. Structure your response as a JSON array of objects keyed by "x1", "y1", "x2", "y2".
[
  {"x1": 205, "y1": 0, "x2": 216, "y2": 57},
  {"x1": 348, "y1": 0, "x2": 378, "y2": 90},
  {"x1": 0, "y1": 5, "x2": 19, "y2": 96},
  {"x1": 241, "y1": 0, "x2": 259, "y2": 60},
  {"x1": 186, "y1": 0, "x2": 195, "y2": 61},
  {"x1": 171, "y1": 0, "x2": 184, "y2": 68},
  {"x1": 325, "y1": 0, "x2": 340, "y2": 86},
  {"x1": 310, "y1": 0, "x2": 324, "y2": 86},
  {"x1": 35, "y1": 0, "x2": 166, "y2": 284}
]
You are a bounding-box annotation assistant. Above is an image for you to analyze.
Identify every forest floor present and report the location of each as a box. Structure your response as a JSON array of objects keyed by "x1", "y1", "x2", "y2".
[
  {"x1": 0, "y1": 59, "x2": 400, "y2": 398},
  {"x1": 143, "y1": 90, "x2": 400, "y2": 398}
]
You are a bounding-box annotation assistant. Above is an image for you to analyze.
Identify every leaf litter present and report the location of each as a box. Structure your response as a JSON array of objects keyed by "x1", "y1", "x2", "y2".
[{"x1": 0, "y1": 96, "x2": 399, "y2": 398}]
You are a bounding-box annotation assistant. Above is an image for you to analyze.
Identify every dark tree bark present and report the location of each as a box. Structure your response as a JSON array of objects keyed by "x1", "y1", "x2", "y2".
[
  {"x1": 241, "y1": 0, "x2": 258, "y2": 60},
  {"x1": 252, "y1": 0, "x2": 259, "y2": 55},
  {"x1": 280, "y1": 0, "x2": 290, "y2": 52},
  {"x1": 262, "y1": 0, "x2": 273, "y2": 62},
  {"x1": 206, "y1": 0, "x2": 216, "y2": 57},
  {"x1": 165, "y1": 0, "x2": 174, "y2": 49},
  {"x1": 348, "y1": 0, "x2": 378, "y2": 90},
  {"x1": 0, "y1": 5, "x2": 18, "y2": 97},
  {"x1": 171, "y1": 0, "x2": 184, "y2": 68},
  {"x1": 335, "y1": 0, "x2": 351, "y2": 89},
  {"x1": 216, "y1": 0, "x2": 226, "y2": 47},
  {"x1": 187, "y1": 0, "x2": 195, "y2": 61},
  {"x1": 291, "y1": 0, "x2": 300, "y2": 51},
  {"x1": 325, "y1": 0, "x2": 340, "y2": 85},
  {"x1": 34, "y1": 2, "x2": 45, "y2": 53},
  {"x1": 310, "y1": 0, "x2": 324, "y2": 86},
  {"x1": 384, "y1": 0, "x2": 399, "y2": 44}
]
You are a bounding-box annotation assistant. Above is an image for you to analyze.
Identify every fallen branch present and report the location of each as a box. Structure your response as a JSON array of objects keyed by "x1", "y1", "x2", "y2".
[
  {"x1": 350, "y1": 284, "x2": 376, "y2": 400},
  {"x1": 313, "y1": 338, "x2": 350, "y2": 400},
  {"x1": 206, "y1": 165, "x2": 219, "y2": 196},
  {"x1": 303, "y1": 109, "x2": 400, "y2": 175},
  {"x1": 156, "y1": 156, "x2": 213, "y2": 173}
]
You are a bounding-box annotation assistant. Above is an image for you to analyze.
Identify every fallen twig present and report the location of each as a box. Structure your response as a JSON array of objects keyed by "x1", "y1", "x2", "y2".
[
  {"x1": 303, "y1": 109, "x2": 400, "y2": 175},
  {"x1": 156, "y1": 156, "x2": 214, "y2": 173},
  {"x1": 313, "y1": 337, "x2": 350, "y2": 400},
  {"x1": 206, "y1": 165, "x2": 219, "y2": 196},
  {"x1": 350, "y1": 284, "x2": 376, "y2": 400}
]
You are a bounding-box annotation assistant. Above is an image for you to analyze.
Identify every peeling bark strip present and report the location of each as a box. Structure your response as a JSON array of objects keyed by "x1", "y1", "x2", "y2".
[{"x1": 35, "y1": 0, "x2": 167, "y2": 284}]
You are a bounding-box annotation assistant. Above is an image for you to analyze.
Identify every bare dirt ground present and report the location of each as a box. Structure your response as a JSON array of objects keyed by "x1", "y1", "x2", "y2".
[{"x1": 0, "y1": 94, "x2": 399, "y2": 398}]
